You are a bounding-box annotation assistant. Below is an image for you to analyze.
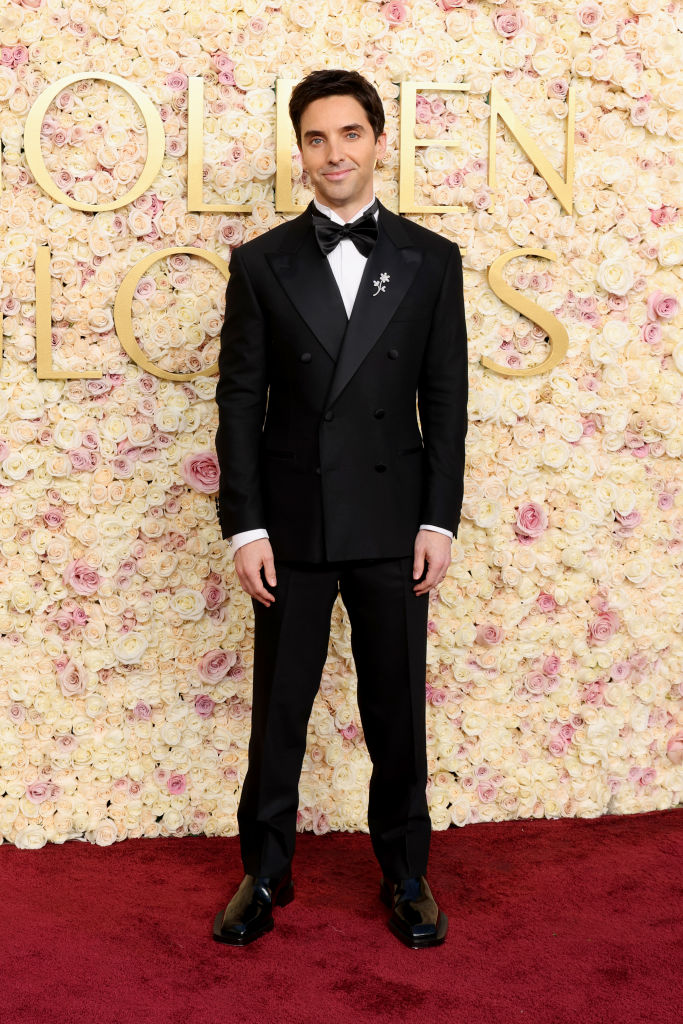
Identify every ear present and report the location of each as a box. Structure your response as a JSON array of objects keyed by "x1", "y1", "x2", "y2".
[{"x1": 375, "y1": 131, "x2": 388, "y2": 163}]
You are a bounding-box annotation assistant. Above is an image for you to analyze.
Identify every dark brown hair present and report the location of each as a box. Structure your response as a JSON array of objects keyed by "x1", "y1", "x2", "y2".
[{"x1": 289, "y1": 70, "x2": 385, "y2": 146}]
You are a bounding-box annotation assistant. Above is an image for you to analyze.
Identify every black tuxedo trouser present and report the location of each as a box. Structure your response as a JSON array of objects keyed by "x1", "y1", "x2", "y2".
[{"x1": 237, "y1": 554, "x2": 431, "y2": 883}]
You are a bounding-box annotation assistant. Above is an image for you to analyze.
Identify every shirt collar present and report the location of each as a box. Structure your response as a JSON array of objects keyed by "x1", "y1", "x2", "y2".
[{"x1": 312, "y1": 193, "x2": 378, "y2": 226}]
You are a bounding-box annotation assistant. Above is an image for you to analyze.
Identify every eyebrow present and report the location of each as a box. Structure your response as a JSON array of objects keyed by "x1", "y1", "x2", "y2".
[{"x1": 302, "y1": 123, "x2": 366, "y2": 140}]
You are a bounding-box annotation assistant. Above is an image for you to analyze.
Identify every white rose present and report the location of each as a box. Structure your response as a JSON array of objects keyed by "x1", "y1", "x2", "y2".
[
  {"x1": 541, "y1": 438, "x2": 570, "y2": 469},
  {"x1": 1, "y1": 453, "x2": 28, "y2": 480},
  {"x1": 596, "y1": 257, "x2": 634, "y2": 295},
  {"x1": 473, "y1": 498, "x2": 501, "y2": 529},
  {"x1": 170, "y1": 588, "x2": 206, "y2": 621},
  {"x1": 87, "y1": 818, "x2": 118, "y2": 846},
  {"x1": 52, "y1": 421, "x2": 82, "y2": 449},
  {"x1": 112, "y1": 632, "x2": 149, "y2": 664},
  {"x1": 623, "y1": 557, "x2": 650, "y2": 586},
  {"x1": 14, "y1": 824, "x2": 48, "y2": 849},
  {"x1": 244, "y1": 89, "x2": 275, "y2": 115},
  {"x1": 658, "y1": 233, "x2": 683, "y2": 267}
]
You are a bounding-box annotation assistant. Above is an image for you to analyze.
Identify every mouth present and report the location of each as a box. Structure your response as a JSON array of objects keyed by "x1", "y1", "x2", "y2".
[{"x1": 323, "y1": 169, "x2": 352, "y2": 181}]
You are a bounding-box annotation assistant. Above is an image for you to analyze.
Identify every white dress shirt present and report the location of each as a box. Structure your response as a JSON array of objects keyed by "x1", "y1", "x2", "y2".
[{"x1": 229, "y1": 194, "x2": 453, "y2": 554}]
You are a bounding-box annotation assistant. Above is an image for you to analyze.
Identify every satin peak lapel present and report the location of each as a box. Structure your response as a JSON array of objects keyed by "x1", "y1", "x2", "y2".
[
  {"x1": 266, "y1": 223, "x2": 348, "y2": 363},
  {"x1": 326, "y1": 221, "x2": 422, "y2": 407}
]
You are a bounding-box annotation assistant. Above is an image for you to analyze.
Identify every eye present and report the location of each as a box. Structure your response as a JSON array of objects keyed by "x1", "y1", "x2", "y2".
[{"x1": 347, "y1": 132, "x2": 359, "y2": 139}]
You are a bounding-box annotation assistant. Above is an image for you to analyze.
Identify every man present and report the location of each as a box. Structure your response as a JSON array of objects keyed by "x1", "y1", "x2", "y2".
[{"x1": 212, "y1": 70, "x2": 468, "y2": 949}]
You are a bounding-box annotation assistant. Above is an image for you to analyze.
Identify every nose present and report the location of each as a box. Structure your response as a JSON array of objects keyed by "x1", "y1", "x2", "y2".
[{"x1": 327, "y1": 138, "x2": 343, "y2": 164}]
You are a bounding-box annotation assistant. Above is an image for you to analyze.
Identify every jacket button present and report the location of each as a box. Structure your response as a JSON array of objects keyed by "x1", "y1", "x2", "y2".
[
  {"x1": 374, "y1": 408, "x2": 385, "y2": 419},
  {"x1": 375, "y1": 463, "x2": 387, "y2": 473},
  {"x1": 315, "y1": 467, "x2": 321, "y2": 475},
  {"x1": 300, "y1": 352, "x2": 312, "y2": 363},
  {"x1": 324, "y1": 410, "x2": 334, "y2": 422},
  {"x1": 387, "y1": 348, "x2": 399, "y2": 359}
]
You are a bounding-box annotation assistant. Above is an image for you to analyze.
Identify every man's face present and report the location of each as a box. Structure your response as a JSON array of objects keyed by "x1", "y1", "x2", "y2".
[{"x1": 298, "y1": 93, "x2": 387, "y2": 220}]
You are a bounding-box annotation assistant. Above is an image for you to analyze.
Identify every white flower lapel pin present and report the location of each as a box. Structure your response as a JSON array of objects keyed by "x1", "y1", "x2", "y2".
[{"x1": 372, "y1": 272, "x2": 390, "y2": 297}]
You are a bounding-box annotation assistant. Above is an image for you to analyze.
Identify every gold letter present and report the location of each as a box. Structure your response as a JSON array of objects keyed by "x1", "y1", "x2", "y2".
[
  {"x1": 187, "y1": 77, "x2": 253, "y2": 213},
  {"x1": 399, "y1": 81, "x2": 469, "y2": 214},
  {"x1": 275, "y1": 78, "x2": 308, "y2": 214},
  {"x1": 488, "y1": 84, "x2": 575, "y2": 214},
  {"x1": 481, "y1": 248, "x2": 568, "y2": 377},
  {"x1": 24, "y1": 73, "x2": 165, "y2": 213},
  {"x1": 35, "y1": 246, "x2": 102, "y2": 379},
  {"x1": 114, "y1": 247, "x2": 229, "y2": 381}
]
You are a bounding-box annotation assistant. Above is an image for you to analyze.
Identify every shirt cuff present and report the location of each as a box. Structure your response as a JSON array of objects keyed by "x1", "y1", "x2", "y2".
[
  {"x1": 419, "y1": 524, "x2": 453, "y2": 539},
  {"x1": 231, "y1": 528, "x2": 269, "y2": 554}
]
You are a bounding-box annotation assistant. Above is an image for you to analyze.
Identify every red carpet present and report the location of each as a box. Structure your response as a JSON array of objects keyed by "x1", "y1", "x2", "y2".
[{"x1": 1, "y1": 808, "x2": 680, "y2": 1024}]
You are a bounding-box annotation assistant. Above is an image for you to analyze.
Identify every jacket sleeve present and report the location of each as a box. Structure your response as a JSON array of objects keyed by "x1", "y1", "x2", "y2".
[
  {"x1": 417, "y1": 241, "x2": 468, "y2": 537},
  {"x1": 214, "y1": 247, "x2": 269, "y2": 539}
]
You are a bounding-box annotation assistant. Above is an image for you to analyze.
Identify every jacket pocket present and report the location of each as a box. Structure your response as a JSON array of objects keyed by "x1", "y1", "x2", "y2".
[{"x1": 398, "y1": 444, "x2": 424, "y2": 456}]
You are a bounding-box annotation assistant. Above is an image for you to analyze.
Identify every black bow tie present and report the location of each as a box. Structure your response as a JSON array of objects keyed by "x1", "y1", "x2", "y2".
[{"x1": 312, "y1": 199, "x2": 379, "y2": 258}]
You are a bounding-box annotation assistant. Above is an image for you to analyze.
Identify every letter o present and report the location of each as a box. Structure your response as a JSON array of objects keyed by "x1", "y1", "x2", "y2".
[
  {"x1": 114, "y1": 247, "x2": 229, "y2": 381},
  {"x1": 24, "y1": 72, "x2": 165, "y2": 213}
]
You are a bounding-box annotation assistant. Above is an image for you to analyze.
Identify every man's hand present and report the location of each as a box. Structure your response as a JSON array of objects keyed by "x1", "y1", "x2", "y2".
[
  {"x1": 413, "y1": 529, "x2": 452, "y2": 595},
  {"x1": 234, "y1": 538, "x2": 277, "y2": 607}
]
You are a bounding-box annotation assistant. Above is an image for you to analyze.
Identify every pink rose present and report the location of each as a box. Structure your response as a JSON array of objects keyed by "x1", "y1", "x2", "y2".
[
  {"x1": 341, "y1": 722, "x2": 358, "y2": 740},
  {"x1": 56, "y1": 734, "x2": 78, "y2": 750},
  {"x1": 647, "y1": 290, "x2": 679, "y2": 320},
  {"x1": 537, "y1": 592, "x2": 557, "y2": 613},
  {"x1": 180, "y1": 451, "x2": 220, "y2": 493},
  {"x1": 57, "y1": 658, "x2": 87, "y2": 697},
  {"x1": 615, "y1": 509, "x2": 641, "y2": 528},
  {"x1": 63, "y1": 558, "x2": 101, "y2": 596},
  {"x1": 641, "y1": 321, "x2": 662, "y2": 345},
  {"x1": 515, "y1": 501, "x2": 548, "y2": 538},
  {"x1": 197, "y1": 648, "x2": 237, "y2": 683},
  {"x1": 134, "y1": 701, "x2": 151, "y2": 720},
  {"x1": 165, "y1": 72, "x2": 187, "y2": 91},
  {"x1": 525, "y1": 671, "x2": 546, "y2": 695},
  {"x1": 610, "y1": 661, "x2": 631, "y2": 681},
  {"x1": 43, "y1": 506, "x2": 64, "y2": 529},
  {"x1": 69, "y1": 447, "x2": 98, "y2": 472},
  {"x1": 202, "y1": 582, "x2": 227, "y2": 610},
  {"x1": 476, "y1": 623, "x2": 504, "y2": 645},
  {"x1": 195, "y1": 694, "x2": 216, "y2": 718},
  {"x1": 666, "y1": 733, "x2": 683, "y2": 765},
  {"x1": 167, "y1": 773, "x2": 187, "y2": 795},
  {"x1": 657, "y1": 492, "x2": 674, "y2": 510},
  {"x1": 588, "y1": 611, "x2": 620, "y2": 644},
  {"x1": 384, "y1": 1, "x2": 408, "y2": 23},
  {"x1": 213, "y1": 52, "x2": 235, "y2": 74},
  {"x1": 477, "y1": 781, "x2": 498, "y2": 803},
  {"x1": 26, "y1": 781, "x2": 60, "y2": 804},
  {"x1": 9, "y1": 704, "x2": 26, "y2": 723},
  {"x1": 576, "y1": 2, "x2": 602, "y2": 30},
  {"x1": 548, "y1": 737, "x2": 568, "y2": 757},
  {"x1": 493, "y1": 8, "x2": 526, "y2": 37},
  {"x1": 542, "y1": 653, "x2": 561, "y2": 676},
  {"x1": 649, "y1": 205, "x2": 676, "y2": 226},
  {"x1": 312, "y1": 809, "x2": 330, "y2": 835},
  {"x1": 52, "y1": 610, "x2": 73, "y2": 633}
]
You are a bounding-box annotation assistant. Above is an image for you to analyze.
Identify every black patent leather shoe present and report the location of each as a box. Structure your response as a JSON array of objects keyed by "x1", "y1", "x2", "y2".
[
  {"x1": 213, "y1": 869, "x2": 294, "y2": 946},
  {"x1": 380, "y1": 875, "x2": 448, "y2": 949}
]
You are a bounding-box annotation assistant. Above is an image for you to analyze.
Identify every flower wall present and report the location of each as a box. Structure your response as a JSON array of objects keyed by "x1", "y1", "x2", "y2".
[{"x1": 0, "y1": 0, "x2": 681, "y2": 849}]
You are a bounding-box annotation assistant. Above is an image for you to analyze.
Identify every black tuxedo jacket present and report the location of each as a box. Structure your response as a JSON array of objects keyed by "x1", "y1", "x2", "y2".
[{"x1": 214, "y1": 200, "x2": 468, "y2": 563}]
